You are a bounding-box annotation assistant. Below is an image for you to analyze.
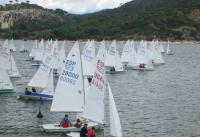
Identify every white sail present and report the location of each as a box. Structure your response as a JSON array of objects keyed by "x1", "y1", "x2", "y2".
[
  {"x1": 29, "y1": 40, "x2": 38, "y2": 58},
  {"x1": 35, "y1": 39, "x2": 45, "y2": 61},
  {"x1": 19, "y1": 43, "x2": 25, "y2": 52},
  {"x1": 106, "y1": 40, "x2": 117, "y2": 67},
  {"x1": 50, "y1": 40, "x2": 60, "y2": 69},
  {"x1": 159, "y1": 41, "x2": 165, "y2": 53},
  {"x1": 166, "y1": 40, "x2": 173, "y2": 55},
  {"x1": 7, "y1": 54, "x2": 20, "y2": 77},
  {"x1": 51, "y1": 42, "x2": 84, "y2": 113},
  {"x1": 2, "y1": 39, "x2": 9, "y2": 49},
  {"x1": 136, "y1": 41, "x2": 148, "y2": 64},
  {"x1": 28, "y1": 55, "x2": 52, "y2": 88},
  {"x1": 41, "y1": 69, "x2": 54, "y2": 95},
  {"x1": 128, "y1": 40, "x2": 137, "y2": 67},
  {"x1": 0, "y1": 46, "x2": 20, "y2": 77},
  {"x1": 108, "y1": 83, "x2": 122, "y2": 137},
  {"x1": 9, "y1": 39, "x2": 17, "y2": 51},
  {"x1": 0, "y1": 47, "x2": 10, "y2": 70},
  {"x1": 0, "y1": 67, "x2": 14, "y2": 90},
  {"x1": 57, "y1": 43, "x2": 66, "y2": 74},
  {"x1": 106, "y1": 40, "x2": 124, "y2": 71},
  {"x1": 115, "y1": 51, "x2": 124, "y2": 71},
  {"x1": 82, "y1": 40, "x2": 95, "y2": 76},
  {"x1": 81, "y1": 43, "x2": 106, "y2": 124},
  {"x1": 121, "y1": 40, "x2": 130, "y2": 63},
  {"x1": 154, "y1": 43, "x2": 165, "y2": 64}
]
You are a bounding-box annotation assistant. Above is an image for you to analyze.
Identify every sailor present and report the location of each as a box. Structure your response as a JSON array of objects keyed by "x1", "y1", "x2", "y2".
[
  {"x1": 87, "y1": 127, "x2": 95, "y2": 137},
  {"x1": 60, "y1": 114, "x2": 72, "y2": 128},
  {"x1": 32, "y1": 87, "x2": 36, "y2": 93},
  {"x1": 110, "y1": 66, "x2": 115, "y2": 72},
  {"x1": 74, "y1": 118, "x2": 82, "y2": 128},
  {"x1": 25, "y1": 87, "x2": 31, "y2": 95},
  {"x1": 80, "y1": 124, "x2": 88, "y2": 137}
]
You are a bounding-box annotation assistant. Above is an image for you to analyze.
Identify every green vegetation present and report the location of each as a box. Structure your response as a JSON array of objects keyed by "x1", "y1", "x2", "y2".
[{"x1": 1, "y1": 0, "x2": 200, "y2": 40}]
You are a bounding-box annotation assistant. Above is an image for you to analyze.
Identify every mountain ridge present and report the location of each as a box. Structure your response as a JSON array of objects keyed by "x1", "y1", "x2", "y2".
[{"x1": 0, "y1": 0, "x2": 200, "y2": 40}]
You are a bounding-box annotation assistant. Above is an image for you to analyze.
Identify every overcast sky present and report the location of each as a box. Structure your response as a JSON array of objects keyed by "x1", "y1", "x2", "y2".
[{"x1": 1, "y1": 0, "x2": 132, "y2": 14}]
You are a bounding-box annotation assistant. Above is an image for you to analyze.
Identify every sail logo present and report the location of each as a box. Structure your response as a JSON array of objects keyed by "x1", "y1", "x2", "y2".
[
  {"x1": 84, "y1": 50, "x2": 93, "y2": 62},
  {"x1": 60, "y1": 59, "x2": 79, "y2": 85},
  {"x1": 109, "y1": 47, "x2": 116, "y2": 55},
  {"x1": 64, "y1": 59, "x2": 76, "y2": 71},
  {"x1": 97, "y1": 59, "x2": 105, "y2": 74},
  {"x1": 92, "y1": 72, "x2": 104, "y2": 91},
  {"x1": 0, "y1": 48, "x2": 9, "y2": 57}
]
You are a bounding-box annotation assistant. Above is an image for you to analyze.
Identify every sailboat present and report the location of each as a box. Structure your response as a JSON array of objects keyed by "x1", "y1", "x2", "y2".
[
  {"x1": 7, "y1": 53, "x2": 21, "y2": 78},
  {"x1": 166, "y1": 40, "x2": 174, "y2": 55},
  {"x1": 0, "y1": 67, "x2": 14, "y2": 93},
  {"x1": 17, "y1": 55, "x2": 54, "y2": 101},
  {"x1": 32, "y1": 39, "x2": 45, "y2": 66},
  {"x1": 29, "y1": 40, "x2": 38, "y2": 60},
  {"x1": 67, "y1": 45, "x2": 122, "y2": 137},
  {"x1": 19, "y1": 42, "x2": 28, "y2": 52},
  {"x1": 132, "y1": 41, "x2": 154, "y2": 71},
  {"x1": 3, "y1": 39, "x2": 16, "y2": 52},
  {"x1": 159, "y1": 41, "x2": 165, "y2": 53},
  {"x1": 105, "y1": 40, "x2": 124, "y2": 73},
  {"x1": 41, "y1": 41, "x2": 101, "y2": 133},
  {"x1": 0, "y1": 45, "x2": 20, "y2": 78},
  {"x1": 121, "y1": 40, "x2": 137, "y2": 69}
]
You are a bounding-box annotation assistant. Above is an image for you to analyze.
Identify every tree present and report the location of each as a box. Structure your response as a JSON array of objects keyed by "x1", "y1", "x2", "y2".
[{"x1": 26, "y1": 0, "x2": 30, "y2": 4}]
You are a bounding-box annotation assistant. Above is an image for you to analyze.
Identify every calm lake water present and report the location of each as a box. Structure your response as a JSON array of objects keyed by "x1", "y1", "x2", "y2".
[{"x1": 0, "y1": 40, "x2": 200, "y2": 137}]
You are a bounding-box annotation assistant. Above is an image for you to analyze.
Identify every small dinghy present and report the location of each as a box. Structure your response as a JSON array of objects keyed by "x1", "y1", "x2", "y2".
[
  {"x1": 41, "y1": 122, "x2": 99, "y2": 133},
  {"x1": 133, "y1": 41, "x2": 154, "y2": 71},
  {"x1": 0, "y1": 67, "x2": 14, "y2": 93},
  {"x1": 121, "y1": 40, "x2": 137, "y2": 70},
  {"x1": 17, "y1": 56, "x2": 54, "y2": 101},
  {"x1": 166, "y1": 40, "x2": 174, "y2": 55},
  {"x1": 105, "y1": 40, "x2": 124, "y2": 74}
]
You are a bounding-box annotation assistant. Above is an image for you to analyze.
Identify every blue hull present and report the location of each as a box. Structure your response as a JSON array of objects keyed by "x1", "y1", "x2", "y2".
[{"x1": 17, "y1": 92, "x2": 53, "y2": 101}]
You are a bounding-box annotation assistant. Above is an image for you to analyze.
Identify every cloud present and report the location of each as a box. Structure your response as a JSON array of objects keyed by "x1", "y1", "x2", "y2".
[{"x1": 1, "y1": 0, "x2": 132, "y2": 14}]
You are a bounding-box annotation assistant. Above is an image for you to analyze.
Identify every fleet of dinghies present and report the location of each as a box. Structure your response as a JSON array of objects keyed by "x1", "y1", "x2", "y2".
[{"x1": 0, "y1": 39, "x2": 174, "y2": 136}]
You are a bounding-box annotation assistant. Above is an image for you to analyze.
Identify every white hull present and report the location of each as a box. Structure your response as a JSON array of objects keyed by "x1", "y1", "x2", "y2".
[
  {"x1": 41, "y1": 122, "x2": 100, "y2": 133},
  {"x1": 66, "y1": 132, "x2": 79, "y2": 137},
  {"x1": 132, "y1": 66, "x2": 154, "y2": 71},
  {"x1": 9, "y1": 74, "x2": 21, "y2": 78},
  {"x1": 106, "y1": 70, "x2": 124, "y2": 74},
  {"x1": 167, "y1": 53, "x2": 174, "y2": 55},
  {"x1": 17, "y1": 93, "x2": 53, "y2": 101}
]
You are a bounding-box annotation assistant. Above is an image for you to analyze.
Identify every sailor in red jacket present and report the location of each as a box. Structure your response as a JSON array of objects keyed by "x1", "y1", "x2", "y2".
[{"x1": 87, "y1": 127, "x2": 95, "y2": 137}]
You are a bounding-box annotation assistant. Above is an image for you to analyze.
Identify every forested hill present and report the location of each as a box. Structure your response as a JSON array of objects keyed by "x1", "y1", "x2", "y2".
[{"x1": 1, "y1": 0, "x2": 200, "y2": 40}]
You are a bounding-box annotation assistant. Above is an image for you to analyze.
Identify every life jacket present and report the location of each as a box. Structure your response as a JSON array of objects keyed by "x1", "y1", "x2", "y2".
[
  {"x1": 75, "y1": 122, "x2": 82, "y2": 128},
  {"x1": 61, "y1": 121, "x2": 70, "y2": 128},
  {"x1": 87, "y1": 129, "x2": 95, "y2": 137}
]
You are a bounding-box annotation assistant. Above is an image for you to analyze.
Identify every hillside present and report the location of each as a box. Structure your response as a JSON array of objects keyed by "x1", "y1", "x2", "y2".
[
  {"x1": 0, "y1": 3, "x2": 73, "y2": 39},
  {"x1": 1, "y1": 0, "x2": 200, "y2": 40}
]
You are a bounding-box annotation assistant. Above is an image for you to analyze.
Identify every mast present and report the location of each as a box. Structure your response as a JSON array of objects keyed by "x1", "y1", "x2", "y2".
[{"x1": 78, "y1": 41, "x2": 86, "y2": 105}]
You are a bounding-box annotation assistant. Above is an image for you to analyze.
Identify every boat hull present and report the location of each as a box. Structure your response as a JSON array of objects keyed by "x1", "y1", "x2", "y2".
[
  {"x1": 9, "y1": 75, "x2": 21, "y2": 78},
  {"x1": 0, "y1": 89, "x2": 15, "y2": 94},
  {"x1": 132, "y1": 66, "x2": 154, "y2": 71},
  {"x1": 31, "y1": 64, "x2": 41, "y2": 67},
  {"x1": 41, "y1": 122, "x2": 100, "y2": 133},
  {"x1": 66, "y1": 132, "x2": 79, "y2": 137},
  {"x1": 17, "y1": 92, "x2": 53, "y2": 101}
]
